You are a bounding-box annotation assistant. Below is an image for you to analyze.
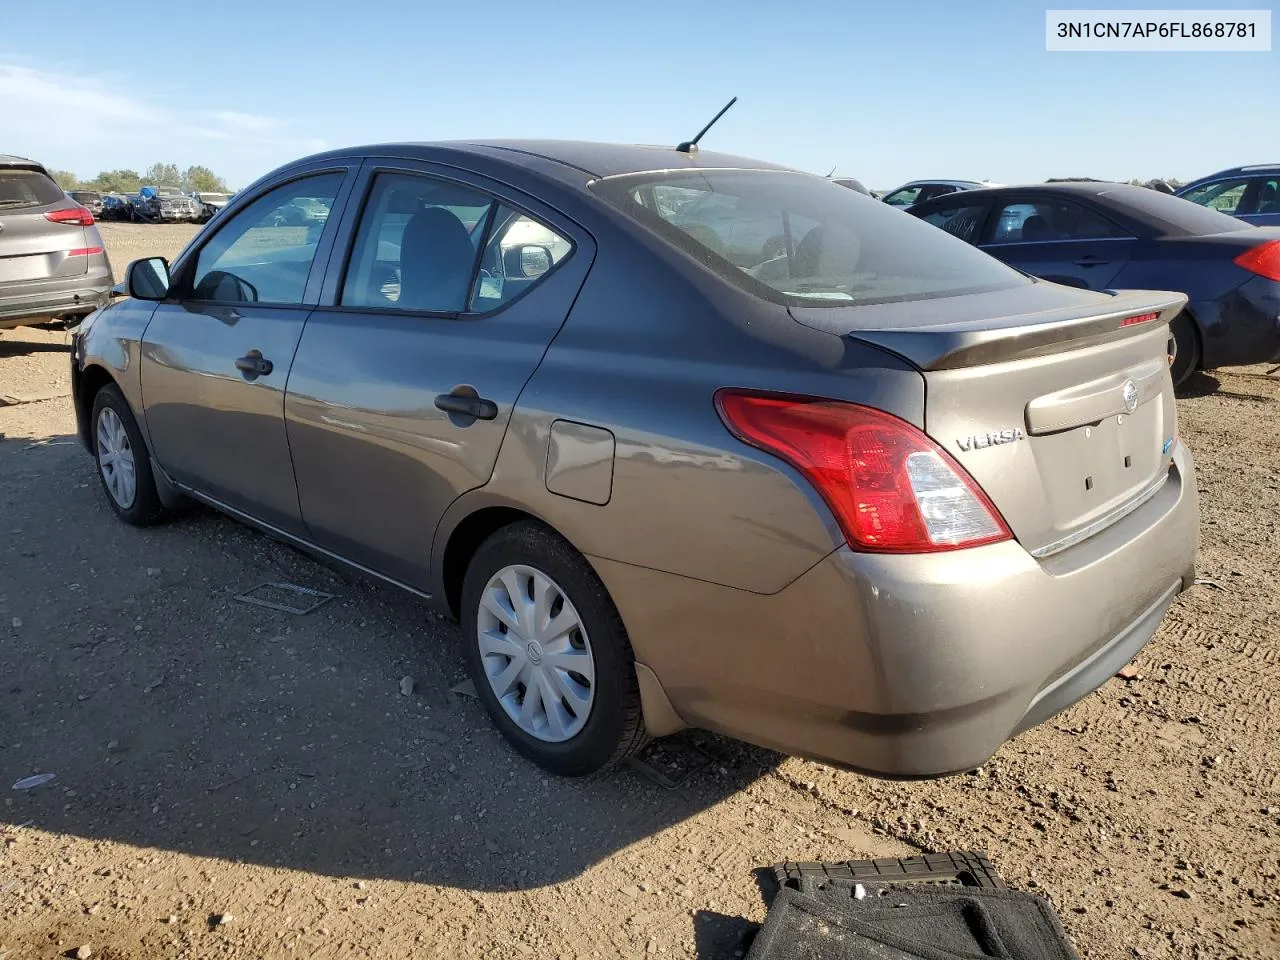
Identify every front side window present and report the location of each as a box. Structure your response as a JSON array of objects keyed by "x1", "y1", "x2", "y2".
[
  {"x1": 1179, "y1": 178, "x2": 1250, "y2": 214},
  {"x1": 920, "y1": 203, "x2": 988, "y2": 244},
  {"x1": 341, "y1": 173, "x2": 494, "y2": 313},
  {"x1": 592, "y1": 170, "x2": 1027, "y2": 311},
  {"x1": 882, "y1": 186, "x2": 924, "y2": 207},
  {"x1": 990, "y1": 200, "x2": 1126, "y2": 244},
  {"x1": 191, "y1": 172, "x2": 343, "y2": 305}
]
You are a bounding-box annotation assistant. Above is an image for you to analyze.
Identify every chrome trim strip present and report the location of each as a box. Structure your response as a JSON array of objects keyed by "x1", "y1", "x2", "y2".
[{"x1": 1030, "y1": 467, "x2": 1173, "y2": 559}]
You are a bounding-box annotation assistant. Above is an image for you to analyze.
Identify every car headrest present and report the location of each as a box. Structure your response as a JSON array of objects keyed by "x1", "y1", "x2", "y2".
[{"x1": 397, "y1": 207, "x2": 474, "y2": 312}]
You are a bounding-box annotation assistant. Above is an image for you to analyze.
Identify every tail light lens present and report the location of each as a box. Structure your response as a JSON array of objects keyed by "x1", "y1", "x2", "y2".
[
  {"x1": 715, "y1": 390, "x2": 1012, "y2": 553},
  {"x1": 1234, "y1": 239, "x2": 1280, "y2": 282},
  {"x1": 66, "y1": 246, "x2": 104, "y2": 257},
  {"x1": 45, "y1": 206, "x2": 95, "y2": 226}
]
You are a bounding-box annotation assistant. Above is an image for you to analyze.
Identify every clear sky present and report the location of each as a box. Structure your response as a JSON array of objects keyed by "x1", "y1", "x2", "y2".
[{"x1": 2, "y1": 0, "x2": 1276, "y2": 190}]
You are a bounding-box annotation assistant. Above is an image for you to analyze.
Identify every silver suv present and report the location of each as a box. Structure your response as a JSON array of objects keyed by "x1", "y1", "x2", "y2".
[{"x1": 0, "y1": 156, "x2": 113, "y2": 330}]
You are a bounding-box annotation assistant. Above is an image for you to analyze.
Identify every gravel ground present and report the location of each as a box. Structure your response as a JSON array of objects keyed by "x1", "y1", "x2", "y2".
[{"x1": 1, "y1": 224, "x2": 1278, "y2": 959}]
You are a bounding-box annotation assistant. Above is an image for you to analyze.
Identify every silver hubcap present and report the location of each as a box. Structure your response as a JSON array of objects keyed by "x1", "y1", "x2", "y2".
[
  {"x1": 476, "y1": 564, "x2": 595, "y2": 743},
  {"x1": 96, "y1": 407, "x2": 137, "y2": 509}
]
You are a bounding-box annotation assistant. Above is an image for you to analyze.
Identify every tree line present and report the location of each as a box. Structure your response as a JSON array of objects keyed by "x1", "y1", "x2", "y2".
[{"x1": 47, "y1": 163, "x2": 230, "y2": 195}]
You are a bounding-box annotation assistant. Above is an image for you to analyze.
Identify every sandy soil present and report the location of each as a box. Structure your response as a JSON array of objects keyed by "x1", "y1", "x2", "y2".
[{"x1": 1, "y1": 224, "x2": 1277, "y2": 959}]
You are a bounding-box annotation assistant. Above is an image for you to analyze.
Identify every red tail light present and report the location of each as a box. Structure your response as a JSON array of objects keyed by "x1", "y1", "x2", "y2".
[
  {"x1": 1234, "y1": 239, "x2": 1280, "y2": 282},
  {"x1": 66, "y1": 246, "x2": 104, "y2": 257},
  {"x1": 1120, "y1": 311, "x2": 1160, "y2": 327},
  {"x1": 45, "y1": 206, "x2": 95, "y2": 226},
  {"x1": 715, "y1": 390, "x2": 1012, "y2": 553}
]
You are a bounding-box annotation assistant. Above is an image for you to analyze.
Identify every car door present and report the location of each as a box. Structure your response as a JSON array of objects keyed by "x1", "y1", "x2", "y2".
[
  {"x1": 284, "y1": 163, "x2": 595, "y2": 590},
  {"x1": 980, "y1": 196, "x2": 1135, "y2": 289},
  {"x1": 139, "y1": 166, "x2": 355, "y2": 534},
  {"x1": 1237, "y1": 176, "x2": 1280, "y2": 226}
]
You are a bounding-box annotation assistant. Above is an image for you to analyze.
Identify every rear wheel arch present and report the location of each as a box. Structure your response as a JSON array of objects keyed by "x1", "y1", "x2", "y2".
[
  {"x1": 1170, "y1": 309, "x2": 1203, "y2": 386},
  {"x1": 440, "y1": 505, "x2": 554, "y2": 621}
]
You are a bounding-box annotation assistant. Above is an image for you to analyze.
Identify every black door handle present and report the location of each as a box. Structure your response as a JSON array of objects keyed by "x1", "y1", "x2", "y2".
[
  {"x1": 235, "y1": 351, "x2": 273, "y2": 378},
  {"x1": 435, "y1": 393, "x2": 498, "y2": 420},
  {"x1": 1073, "y1": 257, "x2": 1109, "y2": 267}
]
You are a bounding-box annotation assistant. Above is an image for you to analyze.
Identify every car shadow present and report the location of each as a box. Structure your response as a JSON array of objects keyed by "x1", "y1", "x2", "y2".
[
  {"x1": 693, "y1": 909, "x2": 760, "y2": 959},
  {"x1": 0, "y1": 430, "x2": 783, "y2": 893},
  {"x1": 0, "y1": 335, "x2": 70, "y2": 358},
  {"x1": 1175, "y1": 370, "x2": 1221, "y2": 398}
]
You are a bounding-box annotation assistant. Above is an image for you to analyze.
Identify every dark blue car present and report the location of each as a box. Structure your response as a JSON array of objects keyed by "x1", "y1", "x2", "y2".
[
  {"x1": 907, "y1": 182, "x2": 1280, "y2": 384},
  {"x1": 1176, "y1": 164, "x2": 1280, "y2": 228}
]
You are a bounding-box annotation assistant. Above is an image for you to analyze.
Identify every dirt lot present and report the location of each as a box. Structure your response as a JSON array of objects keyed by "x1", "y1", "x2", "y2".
[{"x1": 2, "y1": 223, "x2": 1278, "y2": 959}]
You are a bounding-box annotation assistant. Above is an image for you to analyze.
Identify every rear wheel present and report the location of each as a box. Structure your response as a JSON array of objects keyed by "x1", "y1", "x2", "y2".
[
  {"x1": 91, "y1": 384, "x2": 167, "y2": 526},
  {"x1": 1169, "y1": 313, "x2": 1201, "y2": 387},
  {"x1": 460, "y1": 521, "x2": 648, "y2": 776}
]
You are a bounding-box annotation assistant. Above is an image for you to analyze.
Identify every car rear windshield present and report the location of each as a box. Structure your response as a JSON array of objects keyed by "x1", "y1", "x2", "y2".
[
  {"x1": 1097, "y1": 186, "x2": 1247, "y2": 236},
  {"x1": 70, "y1": 191, "x2": 102, "y2": 202},
  {"x1": 0, "y1": 169, "x2": 65, "y2": 210},
  {"x1": 591, "y1": 169, "x2": 1028, "y2": 309}
]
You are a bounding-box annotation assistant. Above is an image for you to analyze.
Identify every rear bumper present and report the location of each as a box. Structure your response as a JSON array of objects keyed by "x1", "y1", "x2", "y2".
[
  {"x1": 599, "y1": 443, "x2": 1198, "y2": 778},
  {"x1": 0, "y1": 264, "x2": 113, "y2": 328},
  {"x1": 1195, "y1": 276, "x2": 1280, "y2": 369}
]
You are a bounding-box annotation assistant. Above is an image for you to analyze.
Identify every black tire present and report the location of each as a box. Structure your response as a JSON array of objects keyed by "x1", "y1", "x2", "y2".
[
  {"x1": 90, "y1": 384, "x2": 167, "y2": 526},
  {"x1": 460, "y1": 521, "x2": 648, "y2": 776},
  {"x1": 1170, "y1": 312, "x2": 1201, "y2": 387}
]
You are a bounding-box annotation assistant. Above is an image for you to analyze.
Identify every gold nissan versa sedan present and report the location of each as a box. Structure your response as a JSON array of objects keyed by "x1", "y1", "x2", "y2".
[{"x1": 70, "y1": 141, "x2": 1199, "y2": 777}]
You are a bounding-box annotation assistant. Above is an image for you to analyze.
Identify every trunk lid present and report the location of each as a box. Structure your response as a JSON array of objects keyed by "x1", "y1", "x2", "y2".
[
  {"x1": 790, "y1": 284, "x2": 1187, "y2": 557},
  {"x1": 0, "y1": 208, "x2": 90, "y2": 283}
]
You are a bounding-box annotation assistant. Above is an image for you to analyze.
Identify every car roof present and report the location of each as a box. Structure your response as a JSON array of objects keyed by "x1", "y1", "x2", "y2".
[
  {"x1": 891, "y1": 179, "x2": 986, "y2": 189},
  {"x1": 1178, "y1": 164, "x2": 1280, "y2": 190},
  {"x1": 294, "y1": 139, "x2": 795, "y2": 186},
  {"x1": 0, "y1": 154, "x2": 46, "y2": 171}
]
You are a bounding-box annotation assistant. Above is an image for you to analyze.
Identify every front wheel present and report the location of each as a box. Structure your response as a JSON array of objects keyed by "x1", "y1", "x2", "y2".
[
  {"x1": 91, "y1": 384, "x2": 167, "y2": 526},
  {"x1": 460, "y1": 522, "x2": 648, "y2": 776}
]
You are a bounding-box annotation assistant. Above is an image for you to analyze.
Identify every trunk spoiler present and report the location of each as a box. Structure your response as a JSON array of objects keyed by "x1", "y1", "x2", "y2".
[{"x1": 791, "y1": 288, "x2": 1188, "y2": 371}]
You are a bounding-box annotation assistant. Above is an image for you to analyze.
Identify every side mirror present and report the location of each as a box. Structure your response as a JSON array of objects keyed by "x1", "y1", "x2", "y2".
[
  {"x1": 123, "y1": 257, "x2": 170, "y2": 300},
  {"x1": 504, "y1": 244, "x2": 553, "y2": 279}
]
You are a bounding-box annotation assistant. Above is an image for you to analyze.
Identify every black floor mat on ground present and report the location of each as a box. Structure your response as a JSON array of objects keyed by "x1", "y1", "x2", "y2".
[{"x1": 744, "y1": 886, "x2": 1080, "y2": 960}]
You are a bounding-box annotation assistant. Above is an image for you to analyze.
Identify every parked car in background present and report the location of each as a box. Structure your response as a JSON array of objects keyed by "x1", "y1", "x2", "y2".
[
  {"x1": 100, "y1": 194, "x2": 131, "y2": 220},
  {"x1": 831, "y1": 177, "x2": 871, "y2": 196},
  {"x1": 68, "y1": 190, "x2": 104, "y2": 217},
  {"x1": 0, "y1": 155, "x2": 112, "y2": 330},
  {"x1": 881, "y1": 179, "x2": 999, "y2": 207},
  {"x1": 72, "y1": 140, "x2": 1197, "y2": 780},
  {"x1": 908, "y1": 182, "x2": 1280, "y2": 385},
  {"x1": 136, "y1": 185, "x2": 199, "y2": 222},
  {"x1": 1176, "y1": 164, "x2": 1280, "y2": 227},
  {"x1": 191, "y1": 191, "x2": 231, "y2": 223}
]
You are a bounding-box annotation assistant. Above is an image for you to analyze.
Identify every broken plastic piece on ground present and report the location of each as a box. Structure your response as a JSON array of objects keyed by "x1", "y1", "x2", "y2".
[{"x1": 12, "y1": 773, "x2": 56, "y2": 791}]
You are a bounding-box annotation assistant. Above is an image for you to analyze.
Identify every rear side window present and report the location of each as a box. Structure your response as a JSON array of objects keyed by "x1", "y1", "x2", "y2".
[
  {"x1": 591, "y1": 169, "x2": 1027, "y2": 309},
  {"x1": 470, "y1": 207, "x2": 573, "y2": 312},
  {"x1": 0, "y1": 169, "x2": 64, "y2": 210},
  {"x1": 989, "y1": 200, "x2": 1127, "y2": 244},
  {"x1": 919, "y1": 203, "x2": 988, "y2": 244},
  {"x1": 341, "y1": 172, "x2": 494, "y2": 313}
]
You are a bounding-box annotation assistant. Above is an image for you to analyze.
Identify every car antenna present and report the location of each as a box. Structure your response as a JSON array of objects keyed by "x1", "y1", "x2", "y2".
[
  {"x1": 676, "y1": 97, "x2": 738, "y2": 154},
  {"x1": 825, "y1": 165, "x2": 837, "y2": 177}
]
